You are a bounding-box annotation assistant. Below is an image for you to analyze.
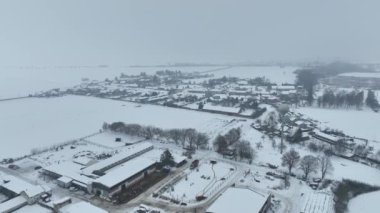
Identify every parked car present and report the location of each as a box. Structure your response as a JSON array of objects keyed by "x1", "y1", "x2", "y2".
[
  {"x1": 309, "y1": 182, "x2": 319, "y2": 190},
  {"x1": 8, "y1": 164, "x2": 19, "y2": 170},
  {"x1": 190, "y1": 160, "x2": 199, "y2": 169}
]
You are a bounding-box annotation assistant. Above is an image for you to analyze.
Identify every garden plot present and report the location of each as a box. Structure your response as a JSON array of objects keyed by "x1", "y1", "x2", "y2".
[
  {"x1": 160, "y1": 160, "x2": 236, "y2": 204},
  {"x1": 298, "y1": 191, "x2": 334, "y2": 213}
]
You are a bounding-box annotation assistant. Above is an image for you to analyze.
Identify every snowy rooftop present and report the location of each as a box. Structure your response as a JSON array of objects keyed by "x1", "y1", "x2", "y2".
[
  {"x1": 207, "y1": 188, "x2": 269, "y2": 213},
  {"x1": 0, "y1": 196, "x2": 27, "y2": 213},
  {"x1": 60, "y1": 201, "x2": 108, "y2": 213},
  {"x1": 13, "y1": 204, "x2": 52, "y2": 213},
  {"x1": 94, "y1": 157, "x2": 156, "y2": 188},
  {"x1": 82, "y1": 142, "x2": 153, "y2": 175},
  {"x1": 0, "y1": 172, "x2": 46, "y2": 198},
  {"x1": 44, "y1": 161, "x2": 94, "y2": 184},
  {"x1": 313, "y1": 130, "x2": 340, "y2": 142}
]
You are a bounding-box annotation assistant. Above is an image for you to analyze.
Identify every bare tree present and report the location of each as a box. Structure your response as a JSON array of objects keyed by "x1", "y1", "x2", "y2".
[
  {"x1": 281, "y1": 148, "x2": 300, "y2": 174},
  {"x1": 168, "y1": 129, "x2": 182, "y2": 144},
  {"x1": 195, "y1": 133, "x2": 209, "y2": 149},
  {"x1": 318, "y1": 155, "x2": 333, "y2": 180},
  {"x1": 235, "y1": 140, "x2": 256, "y2": 163},
  {"x1": 224, "y1": 128, "x2": 241, "y2": 145},
  {"x1": 184, "y1": 129, "x2": 197, "y2": 148},
  {"x1": 299, "y1": 155, "x2": 319, "y2": 180},
  {"x1": 214, "y1": 135, "x2": 228, "y2": 153}
]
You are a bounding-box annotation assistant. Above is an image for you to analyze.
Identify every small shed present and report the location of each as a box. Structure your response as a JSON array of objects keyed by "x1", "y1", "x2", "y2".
[{"x1": 57, "y1": 176, "x2": 73, "y2": 188}]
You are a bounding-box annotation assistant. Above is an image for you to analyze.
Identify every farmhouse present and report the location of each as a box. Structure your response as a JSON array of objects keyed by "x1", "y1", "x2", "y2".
[{"x1": 206, "y1": 187, "x2": 271, "y2": 213}]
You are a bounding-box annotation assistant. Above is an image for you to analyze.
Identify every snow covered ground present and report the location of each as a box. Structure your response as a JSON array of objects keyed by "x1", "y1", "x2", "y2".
[
  {"x1": 84, "y1": 131, "x2": 144, "y2": 148},
  {"x1": 348, "y1": 190, "x2": 380, "y2": 213},
  {"x1": 160, "y1": 160, "x2": 236, "y2": 203},
  {"x1": 0, "y1": 95, "x2": 235, "y2": 158},
  {"x1": 296, "y1": 107, "x2": 380, "y2": 142}
]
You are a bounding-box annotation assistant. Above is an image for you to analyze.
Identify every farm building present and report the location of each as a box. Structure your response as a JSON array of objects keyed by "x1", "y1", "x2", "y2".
[
  {"x1": 42, "y1": 161, "x2": 94, "y2": 193},
  {"x1": 91, "y1": 157, "x2": 157, "y2": 198},
  {"x1": 0, "y1": 172, "x2": 50, "y2": 204},
  {"x1": 311, "y1": 130, "x2": 341, "y2": 144},
  {"x1": 287, "y1": 127, "x2": 310, "y2": 143},
  {"x1": 0, "y1": 196, "x2": 28, "y2": 213},
  {"x1": 82, "y1": 142, "x2": 154, "y2": 176},
  {"x1": 12, "y1": 204, "x2": 52, "y2": 213},
  {"x1": 57, "y1": 176, "x2": 73, "y2": 188},
  {"x1": 42, "y1": 142, "x2": 162, "y2": 199},
  {"x1": 206, "y1": 187, "x2": 271, "y2": 213}
]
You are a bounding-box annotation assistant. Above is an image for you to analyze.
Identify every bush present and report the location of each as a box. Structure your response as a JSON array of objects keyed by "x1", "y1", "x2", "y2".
[{"x1": 308, "y1": 142, "x2": 319, "y2": 152}]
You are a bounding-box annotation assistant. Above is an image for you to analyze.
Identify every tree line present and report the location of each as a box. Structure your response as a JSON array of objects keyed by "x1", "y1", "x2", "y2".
[
  {"x1": 102, "y1": 122, "x2": 209, "y2": 149},
  {"x1": 316, "y1": 89, "x2": 379, "y2": 110},
  {"x1": 316, "y1": 89, "x2": 364, "y2": 109},
  {"x1": 366, "y1": 90, "x2": 380, "y2": 111}
]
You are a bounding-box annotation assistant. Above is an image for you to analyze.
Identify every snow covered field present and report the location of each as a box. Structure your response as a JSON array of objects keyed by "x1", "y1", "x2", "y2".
[
  {"x1": 0, "y1": 95, "x2": 234, "y2": 158},
  {"x1": 296, "y1": 107, "x2": 380, "y2": 142},
  {"x1": 209, "y1": 66, "x2": 298, "y2": 84},
  {"x1": 330, "y1": 157, "x2": 380, "y2": 186},
  {"x1": 348, "y1": 190, "x2": 380, "y2": 213},
  {"x1": 339, "y1": 72, "x2": 380, "y2": 79}
]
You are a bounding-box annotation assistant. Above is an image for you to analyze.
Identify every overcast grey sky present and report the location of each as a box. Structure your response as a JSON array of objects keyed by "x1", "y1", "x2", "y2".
[{"x1": 1, "y1": 0, "x2": 380, "y2": 66}]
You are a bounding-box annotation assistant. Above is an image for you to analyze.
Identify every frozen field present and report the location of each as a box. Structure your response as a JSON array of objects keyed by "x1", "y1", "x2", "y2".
[
  {"x1": 208, "y1": 66, "x2": 298, "y2": 84},
  {"x1": 348, "y1": 191, "x2": 380, "y2": 213},
  {"x1": 0, "y1": 95, "x2": 234, "y2": 158},
  {"x1": 0, "y1": 66, "x2": 219, "y2": 99},
  {"x1": 296, "y1": 107, "x2": 380, "y2": 142}
]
